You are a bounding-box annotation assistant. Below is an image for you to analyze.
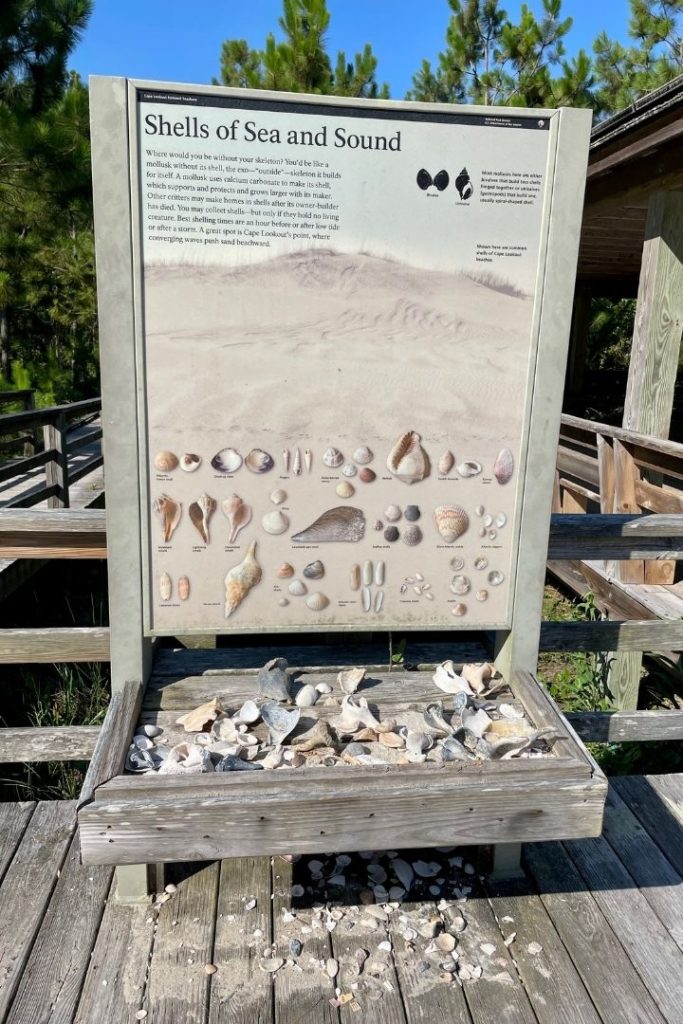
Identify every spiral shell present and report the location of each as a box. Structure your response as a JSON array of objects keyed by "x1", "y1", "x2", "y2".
[
  {"x1": 438, "y1": 450, "x2": 454, "y2": 476},
  {"x1": 245, "y1": 448, "x2": 274, "y2": 474},
  {"x1": 153, "y1": 495, "x2": 182, "y2": 543},
  {"x1": 224, "y1": 540, "x2": 262, "y2": 617},
  {"x1": 154, "y1": 451, "x2": 178, "y2": 473},
  {"x1": 494, "y1": 448, "x2": 514, "y2": 485},
  {"x1": 434, "y1": 505, "x2": 469, "y2": 543},
  {"x1": 222, "y1": 494, "x2": 252, "y2": 544},
  {"x1": 189, "y1": 492, "x2": 216, "y2": 544},
  {"x1": 322, "y1": 447, "x2": 344, "y2": 468}
]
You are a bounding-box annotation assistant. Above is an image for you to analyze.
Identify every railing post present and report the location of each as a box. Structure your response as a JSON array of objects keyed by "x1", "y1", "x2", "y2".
[
  {"x1": 42, "y1": 411, "x2": 69, "y2": 508},
  {"x1": 22, "y1": 389, "x2": 37, "y2": 457}
]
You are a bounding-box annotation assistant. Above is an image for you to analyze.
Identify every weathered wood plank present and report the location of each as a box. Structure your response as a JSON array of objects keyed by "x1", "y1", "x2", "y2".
[
  {"x1": 486, "y1": 877, "x2": 601, "y2": 1024},
  {"x1": 524, "y1": 841, "x2": 667, "y2": 1024},
  {"x1": 5, "y1": 835, "x2": 113, "y2": 1024},
  {"x1": 539, "y1": 619, "x2": 683, "y2": 653},
  {"x1": 512, "y1": 670, "x2": 598, "y2": 767},
  {"x1": 79, "y1": 680, "x2": 142, "y2": 807},
  {"x1": 567, "y1": 709, "x2": 683, "y2": 742},
  {"x1": 144, "y1": 862, "x2": 220, "y2": 1023},
  {"x1": 208, "y1": 857, "x2": 273, "y2": 1024},
  {"x1": 74, "y1": 883, "x2": 156, "y2": 1024},
  {"x1": 614, "y1": 774, "x2": 683, "y2": 876},
  {"x1": 561, "y1": 413, "x2": 683, "y2": 459},
  {"x1": 329, "y1": 899, "x2": 406, "y2": 1024},
  {"x1": 607, "y1": 650, "x2": 642, "y2": 711},
  {"x1": 546, "y1": 558, "x2": 660, "y2": 623},
  {"x1": 601, "y1": 784, "x2": 683, "y2": 952},
  {"x1": 0, "y1": 801, "x2": 76, "y2": 1020},
  {"x1": 0, "y1": 627, "x2": 110, "y2": 663},
  {"x1": 0, "y1": 726, "x2": 100, "y2": 763},
  {"x1": 0, "y1": 802, "x2": 34, "y2": 884}
]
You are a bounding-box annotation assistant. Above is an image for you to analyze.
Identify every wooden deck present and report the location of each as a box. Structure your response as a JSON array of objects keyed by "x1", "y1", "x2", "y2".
[{"x1": 2, "y1": 773, "x2": 682, "y2": 1024}]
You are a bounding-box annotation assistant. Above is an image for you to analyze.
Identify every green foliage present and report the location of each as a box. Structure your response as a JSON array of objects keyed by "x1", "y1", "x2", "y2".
[
  {"x1": 586, "y1": 298, "x2": 637, "y2": 372},
  {"x1": 216, "y1": 0, "x2": 389, "y2": 98}
]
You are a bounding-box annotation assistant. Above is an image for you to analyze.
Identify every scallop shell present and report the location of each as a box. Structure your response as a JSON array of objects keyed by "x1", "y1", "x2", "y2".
[
  {"x1": 438, "y1": 450, "x2": 454, "y2": 476},
  {"x1": 353, "y1": 446, "x2": 373, "y2": 465},
  {"x1": 179, "y1": 453, "x2": 201, "y2": 472},
  {"x1": 153, "y1": 495, "x2": 182, "y2": 543},
  {"x1": 224, "y1": 540, "x2": 262, "y2": 617},
  {"x1": 270, "y1": 488, "x2": 287, "y2": 505},
  {"x1": 277, "y1": 562, "x2": 294, "y2": 578},
  {"x1": 336, "y1": 480, "x2": 355, "y2": 498},
  {"x1": 211, "y1": 448, "x2": 242, "y2": 474},
  {"x1": 178, "y1": 575, "x2": 190, "y2": 600},
  {"x1": 494, "y1": 448, "x2": 514, "y2": 485},
  {"x1": 154, "y1": 450, "x2": 178, "y2": 473},
  {"x1": 434, "y1": 505, "x2": 469, "y2": 543},
  {"x1": 450, "y1": 574, "x2": 471, "y2": 595},
  {"x1": 303, "y1": 559, "x2": 324, "y2": 579},
  {"x1": 403, "y1": 525, "x2": 422, "y2": 546},
  {"x1": 222, "y1": 494, "x2": 252, "y2": 544},
  {"x1": 292, "y1": 506, "x2": 365, "y2": 543},
  {"x1": 457, "y1": 460, "x2": 482, "y2": 478},
  {"x1": 384, "y1": 505, "x2": 401, "y2": 522},
  {"x1": 322, "y1": 447, "x2": 344, "y2": 468},
  {"x1": 358, "y1": 468, "x2": 376, "y2": 483},
  {"x1": 350, "y1": 564, "x2": 361, "y2": 591},
  {"x1": 306, "y1": 591, "x2": 330, "y2": 611},
  {"x1": 384, "y1": 526, "x2": 399, "y2": 542},
  {"x1": 159, "y1": 572, "x2": 172, "y2": 601},
  {"x1": 387, "y1": 430, "x2": 429, "y2": 484},
  {"x1": 404, "y1": 505, "x2": 420, "y2": 522},
  {"x1": 189, "y1": 492, "x2": 216, "y2": 544},
  {"x1": 262, "y1": 509, "x2": 289, "y2": 535},
  {"x1": 288, "y1": 578, "x2": 307, "y2": 596},
  {"x1": 245, "y1": 448, "x2": 274, "y2": 474},
  {"x1": 342, "y1": 463, "x2": 357, "y2": 478}
]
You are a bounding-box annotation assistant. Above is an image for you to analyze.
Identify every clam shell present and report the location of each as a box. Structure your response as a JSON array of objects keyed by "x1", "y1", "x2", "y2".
[
  {"x1": 496, "y1": 512, "x2": 507, "y2": 528},
  {"x1": 494, "y1": 447, "x2": 514, "y2": 484},
  {"x1": 438, "y1": 450, "x2": 454, "y2": 476},
  {"x1": 224, "y1": 540, "x2": 262, "y2": 617},
  {"x1": 342, "y1": 463, "x2": 357, "y2": 477},
  {"x1": 402, "y1": 525, "x2": 422, "y2": 546},
  {"x1": 154, "y1": 450, "x2": 178, "y2": 473},
  {"x1": 234, "y1": 700, "x2": 260, "y2": 724},
  {"x1": 322, "y1": 447, "x2": 344, "y2": 468},
  {"x1": 288, "y1": 578, "x2": 307, "y2": 596},
  {"x1": 336, "y1": 480, "x2": 355, "y2": 498},
  {"x1": 450, "y1": 556, "x2": 465, "y2": 571},
  {"x1": 153, "y1": 494, "x2": 182, "y2": 543},
  {"x1": 404, "y1": 505, "x2": 420, "y2": 522},
  {"x1": 261, "y1": 702, "x2": 300, "y2": 745},
  {"x1": 189, "y1": 492, "x2": 216, "y2": 544},
  {"x1": 452, "y1": 602, "x2": 467, "y2": 617},
  {"x1": 211, "y1": 447, "x2": 242, "y2": 474},
  {"x1": 179, "y1": 452, "x2": 201, "y2": 472},
  {"x1": 222, "y1": 494, "x2": 252, "y2": 544},
  {"x1": 450, "y1": 574, "x2": 471, "y2": 595},
  {"x1": 277, "y1": 562, "x2": 294, "y2": 578},
  {"x1": 178, "y1": 575, "x2": 190, "y2": 601},
  {"x1": 387, "y1": 430, "x2": 429, "y2": 484},
  {"x1": 384, "y1": 505, "x2": 401, "y2": 522},
  {"x1": 358, "y1": 468, "x2": 376, "y2": 483},
  {"x1": 476, "y1": 589, "x2": 489, "y2": 602},
  {"x1": 295, "y1": 683, "x2": 319, "y2": 707},
  {"x1": 292, "y1": 506, "x2": 365, "y2": 543},
  {"x1": 434, "y1": 505, "x2": 469, "y2": 543},
  {"x1": 159, "y1": 572, "x2": 172, "y2": 601},
  {"x1": 245, "y1": 448, "x2": 274, "y2": 474},
  {"x1": 474, "y1": 557, "x2": 488, "y2": 570},
  {"x1": 457, "y1": 460, "x2": 482, "y2": 478},
  {"x1": 488, "y1": 570, "x2": 505, "y2": 586},
  {"x1": 303, "y1": 559, "x2": 324, "y2": 580},
  {"x1": 384, "y1": 526, "x2": 399, "y2": 542},
  {"x1": 350, "y1": 563, "x2": 361, "y2": 591},
  {"x1": 379, "y1": 731, "x2": 405, "y2": 748},
  {"x1": 306, "y1": 591, "x2": 330, "y2": 611},
  {"x1": 270, "y1": 488, "x2": 287, "y2": 505},
  {"x1": 262, "y1": 509, "x2": 289, "y2": 535},
  {"x1": 353, "y1": 446, "x2": 373, "y2": 465}
]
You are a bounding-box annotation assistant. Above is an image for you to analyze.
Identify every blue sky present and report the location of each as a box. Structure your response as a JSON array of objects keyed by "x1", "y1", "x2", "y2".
[{"x1": 72, "y1": 1, "x2": 632, "y2": 98}]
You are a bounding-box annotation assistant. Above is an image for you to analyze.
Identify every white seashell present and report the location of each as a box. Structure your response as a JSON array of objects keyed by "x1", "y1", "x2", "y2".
[
  {"x1": 474, "y1": 557, "x2": 488, "y2": 570},
  {"x1": 483, "y1": 513, "x2": 493, "y2": 528},
  {"x1": 387, "y1": 430, "x2": 429, "y2": 484},
  {"x1": 278, "y1": 597, "x2": 289, "y2": 607},
  {"x1": 384, "y1": 504, "x2": 401, "y2": 522},
  {"x1": 488, "y1": 570, "x2": 505, "y2": 586},
  {"x1": 424, "y1": 591, "x2": 434, "y2": 601},
  {"x1": 222, "y1": 494, "x2": 252, "y2": 544},
  {"x1": 211, "y1": 448, "x2": 242, "y2": 474},
  {"x1": 282, "y1": 449, "x2": 290, "y2": 472},
  {"x1": 452, "y1": 602, "x2": 467, "y2": 617},
  {"x1": 457, "y1": 460, "x2": 482, "y2": 478},
  {"x1": 224, "y1": 541, "x2": 262, "y2": 617},
  {"x1": 350, "y1": 563, "x2": 361, "y2": 591},
  {"x1": 262, "y1": 509, "x2": 289, "y2": 535},
  {"x1": 189, "y1": 492, "x2": 216, "y2": 544},
  {"x1": 179, "y1": 453, "x2": 201, "y2": 472},
  {"x1": 245, "y1": 448, "x2": 274, "y2": 473},
  {"x1": 374, "y1": 590, "x2": 384, "y2": 612},
  {"x1": 159, "y1": 572, "x2": 172, "y2": 601},
  {"x1": 433, "y1": 660, "x2": 472, "y2": 695},
  {"x1": 178, "y1": 575, "x2": 190, "y2": 601},
  {"x1": 450, "y1": 556, "x2": 465, "y2": 571},
  {"x1": 438, "y1": 450, "x2": 455, "y2": 476},
  {"x1": 295, "y1": 683, "x2": 319, "y2": 706},
  {"x1": 494, "y1": 447, "x2": 514, "y2": 484},
  {"x1": 270, "y1": 488, "x2": 287, "y2": 505},
  {"x1": 362, "y1": 586, "x2": 371, "y2": 612},
  {"x1": 496, "y1": 512, "x2": 507, "y2": 528},
  {"x1": 306, "y1": 591, "x2": 330, "y2": 611},
  {"x1": 338, "y1": 668, "x2": 366, "y2": 694},
  {"x1": 153, "y1": 495, "x2": 182, "y2": 543},
  {"x1": 475, "y1": 504, "x2": 485, "y2": 517},
  {"x1": 353, "y1": 446, "x2": 373, "y2": 465},
  {"x1": 304, "y1": 449, "x2": 312, "y2": 472},
  {"x1": 322, "y1": 447, "x2": 344, "y2": 468},
  {"x1": 375, "y1": 561, "x2": 385, "y2": 586},
  {"x1": 288, "y1": 578, "x2": 307, "y2": 596},
  {"x1": 342, "y1": 463, "x2": 357, "y2": 477},
  {"x1": 262, "y1": 746, "x2": 287, "y2": 769},
  {"x1": 479, "y1": 526, "x2": 487, "y2": 537},
  {"x1": 293, "y1": 448, "x2": 302, "y2": 475},
  {"x1": 154, "y1": 450, "x2": 178, "y2": 473},
  {"x1": 233, "y1": 700, "x2": 260, "y2": 724},
  {"x1": 450, "y1": 574, "x2": 471, "y2": 595},
  {"x1": 139, "y1": 723, "x2": 163, "y2": 738},
  {"x1": 434, "y1": 505, "x2": 469, "y2": 543},
  {"x1": 336, "y1": 480, "x2": 355, "y2": 498},
  {"x1": 463, "y1": 707, "x2": 491, "y2": 738},
  {"x1": 362, "y1": 560, "x2": 373, "y2": 586}
]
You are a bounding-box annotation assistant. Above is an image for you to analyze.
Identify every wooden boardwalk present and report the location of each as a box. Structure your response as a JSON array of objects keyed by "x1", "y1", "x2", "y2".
[{"x1": 1, "y1": 773, "x2": 682, "y2": 1024}]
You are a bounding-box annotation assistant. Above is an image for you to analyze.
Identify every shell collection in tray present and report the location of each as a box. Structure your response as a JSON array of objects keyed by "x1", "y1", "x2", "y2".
[
  {"x1": 149, "y1": 430, "x2": 515, "y2": 630},
  {"x1": 126, "y1": 659, "x2": 560, "y2": 775}
]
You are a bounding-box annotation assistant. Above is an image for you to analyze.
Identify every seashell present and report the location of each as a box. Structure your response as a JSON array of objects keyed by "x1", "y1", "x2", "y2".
[
  {"x1": 403, "y1": 525, "x2": 422, "y2": 546},
  {"x1": 379, "y1": 730, "x2": 405, "y2": 749},
  {"x1": 494, "y1": 447, "x2": 514, "y2": 485},
  {"x1": 222, "y1": 494, "x2": 252, "y2": 544},
  {"x1": 350, "y1": 564, "x2": 361, "y2": 591},
  {"x1": 437, "y1": 735, "x2": 474, "y2": 762},
  {"x1": 322, "y1": 447, "x2": 344, "y2": 468},
  {"x1": 216, "y1": 753, "x2": 263, "y2": 772},
  {"x1": 293, "y1": 448, "x2": 302, "y2": 475},
  {"x1": 336, "y1": 480, "x2": 355, "y2": 498},
  {"x1": 270, "y1": 488, "x2": 287, "y2": 505},
  {"x1": 176, "y1": 698, "x2": 222, "y2": 732},
  {"x1": 288, "y1": 578, "x2": 307, "y2": 596},
  {"x1": 463, "y1": 707, "x2": 492, "y2": 738},
  {"x1": 338, "y1": 668, "x2": 366, "y2": 694},
  {"x1": 462, "y1": 662, "x2": 496, "y2": 693},
  {"x1": 424, "y1": 702, "x2": 453, "y2": 736},
  {"x1": 433, "y1": 660, "x2": 472, "y2": 695},
  {"x1": 186, "y1": 493, "x2": 213, "y2": 546},
  {"x1": 224, "y1": 540, "x2": 262, "y2": 617},
  {"x1": 262, "y1": 746, "x2": 287, "y2": 769},
  {"x1": 245, "y1": 448, "x2": 274, "y2": 474},
  {"x1": 450, "y1": 574, "x2": 470, "y2": 595},
  {"x1": 362, "y1": 586, "x2": 372, "y2": 612},
  {"x1": 457, "y1": 460, "x2": 482, "y2": 478},
  {"x1": 261, "y1": 702, "x2": 300, "y2": 745},
  {"x1": 304, "y1": 449, "x2": 312, "y2": 472},
  {"x1": 211, "y1": 447, "x2": 242, "y2": 474},
  {"x1": 278, "y1": 597, "x2": 289, "y2": 607},
  {"x1": 292, "y1": 719, "x2": 337, "y2": 751},
  {"x1": 476, "y1": 589, "x2": 489, "y2": 602},
  {"x1": 353, "y1": 446, "x2": 373, "y2": 465},
  {"x1": 475, "y1": 504, "x2": 485, "y2": 517},
  {"x1": 282, "y1": 449, "x2": 290, "y2": 472},
  {"x1": 450, "y1": 556, "x2": 465, "y2": 571},
  {"x1": 489, "y1": 529, "x2": 497, "y2": 540},
  {"x1": 159, "y1": 572, "x2": 172, "y2": 601},
  {"x1": 479, "y1": 526, "x2": 487, "y2": 537},
  {"x1": 295, "y1": 683, "x2": 319, "y2": 707},
  {"x1": 496, "y1": 512, "x2": 507, "y2": 528},
  {"x1": 400, "y1": 728, "x2": 434, "y2": 761},
  {"x1": 456, "y1": 167, "x2": 473, "y2": 200},
  {"x1": 483, "y1": 514, "x2": 493, "y2": 528},
  {"x1": 434, "y1": 505, "x2": 469, "y2": 543},
  {"x1": 358, "y1": 468, "x2": 376, "y2": 483},
  {"x1": 139, "y1": 723, "x2": 163, "y2": 738},
  {"x1": 374, "y1": 591, "x2": 384, "y2": 615},
  {"x1": 362, "y1": 560, "x2": 373, "y2": 586},
  {"x1": 375, "y1": 561, "x2": 385, "y2": 586},
  {"x1": 158, "y1": 742, "x2": 213, "y2": 774},
  {"x1": 234, "y1": 700, "x2": 260, "y2": 724},
  {"x1": 258, "y1": 657, "x2": 290, "y2": 701},
  {"x1": 452, "y1": 603, "x2": 467, "y2": 617},
  {"x1": 277, "y1": 562, "x2": 294, "y2": 578},
  {"x1": 179, "y1": 452, "x2": 201, "y2": 472},
  {"x1": 306, "y1": 591, "x2": 330, "y2": 611},
  {"x1": 384, "y1": 505, "x2": 401, "y2": 522},
  {"x1": 438, "y1": 450, "x2": 455, "y2": 476},
  {"x1": 292, "y1": 506, "x2": 365, "y2": 543},
  {"x1": 342, "y1": 463, "x2": 357, "y2": 477},
  {"x1": 259, "y1": 957, "x2": 285, "y2": 973},
  {"x1": 374, "y1": 520, "x2": 383, "y2": 531},
  {"x1": 474, "y1": 557, "x2": 488, "y2": 571},
  {"x1": 262, "y1": 509, "x2": 289, "y2": 535},
  {"x1": 154, "y1": 450, "x2": 178, "y2": 473},
  {"x1": 488, "y1": 570, "x2": 504, "y2": 586},
  {"x1": 178, "y1": 575, "x2": 190, "y2": 601},
  {"x1": 387, "y1": 430, "x2": 429, "y2": 484},
  {"x1": 486, "y1": 718, "x2": 537, "y2": 739},
  {"x1": 404, "y1": 505, "x2": 420, "y2": 522},
  {"x1": 384, "y1": 526, "x2": 399, "y2": 542},
  {"x1": 153, "y1": 494, "x2": 182, "y2": 543},
  {"x1": 303, "y1": 559, "x2": 324, "y2": 580}
]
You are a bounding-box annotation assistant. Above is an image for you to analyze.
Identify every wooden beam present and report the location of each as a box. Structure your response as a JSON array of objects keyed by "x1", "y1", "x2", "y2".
[
  {"x1": 607, "y1": 650, "x2": 643, "y2": 711},
  {"x1": 610, "y1": 440, "x2": 644, "y2": 583},
  {"x1": 0, "y1": 627, "x2": 110, "y2": 663},
  {"x1": 0, "y1": 726, "x2": 100, "y2": 763},
  {"x1": 567, "y1": 709, "x2": 683, "y2": 742},
  {"x1": 565, "y1": 281, "x2": 592, "y2": 411},
  {"x1": 547, "y1": 513, "x2": 683, "y2": 559},
  {"x1": 539, "y1": 618, "x2": 683, "y2": 652},
  {"x1": 79, "y1": 680, "x2": 142, "y2": 807}
]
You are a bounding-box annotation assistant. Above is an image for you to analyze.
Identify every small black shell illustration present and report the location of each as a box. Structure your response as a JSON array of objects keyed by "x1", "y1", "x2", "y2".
[
  {"x1": 455, "y1": 167, "x2": 473, "y2": 200},
  {"x1": 433, "y1": 169, "x2": 450, "y2": 191},
  {"x1": 417, "y1": 169, "x2": 450, "y2": 192},
  {"x1": 417, "y1": 168, "x2": 432, "y2": 190}
]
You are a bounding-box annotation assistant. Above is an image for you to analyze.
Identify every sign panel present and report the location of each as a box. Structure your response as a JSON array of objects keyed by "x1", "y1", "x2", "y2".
[{"x1": 131, "y1": 86, "x2": 557, "y2": 634}]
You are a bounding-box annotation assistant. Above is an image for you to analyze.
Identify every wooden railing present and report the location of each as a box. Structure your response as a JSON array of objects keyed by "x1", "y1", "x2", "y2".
[{"x1": 0, "y1": 397, "x2": 102, "y2": 509}]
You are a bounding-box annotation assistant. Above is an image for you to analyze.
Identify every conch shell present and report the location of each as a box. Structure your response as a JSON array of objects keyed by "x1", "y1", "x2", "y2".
[
  {"x1": 189, "y1": 492, "x2": 216, "y2": 544},
  {"x1": 222, "y1": 494, "x2": 252, "y2": 544},
  {"x1": 224, "y1": 540, "x2": 262, "y2": 617},
  {"x1": 387, "y1": 430, "x2": 429, "y2": 484},
  {"x1": 153, "y1": 494, "x2": 182, "y2": 543}
]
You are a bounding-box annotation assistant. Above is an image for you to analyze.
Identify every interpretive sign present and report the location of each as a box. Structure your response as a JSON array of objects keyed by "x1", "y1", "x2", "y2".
[{"x1": 93, "y1": 81, "x2": 588, "y2": 636}]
